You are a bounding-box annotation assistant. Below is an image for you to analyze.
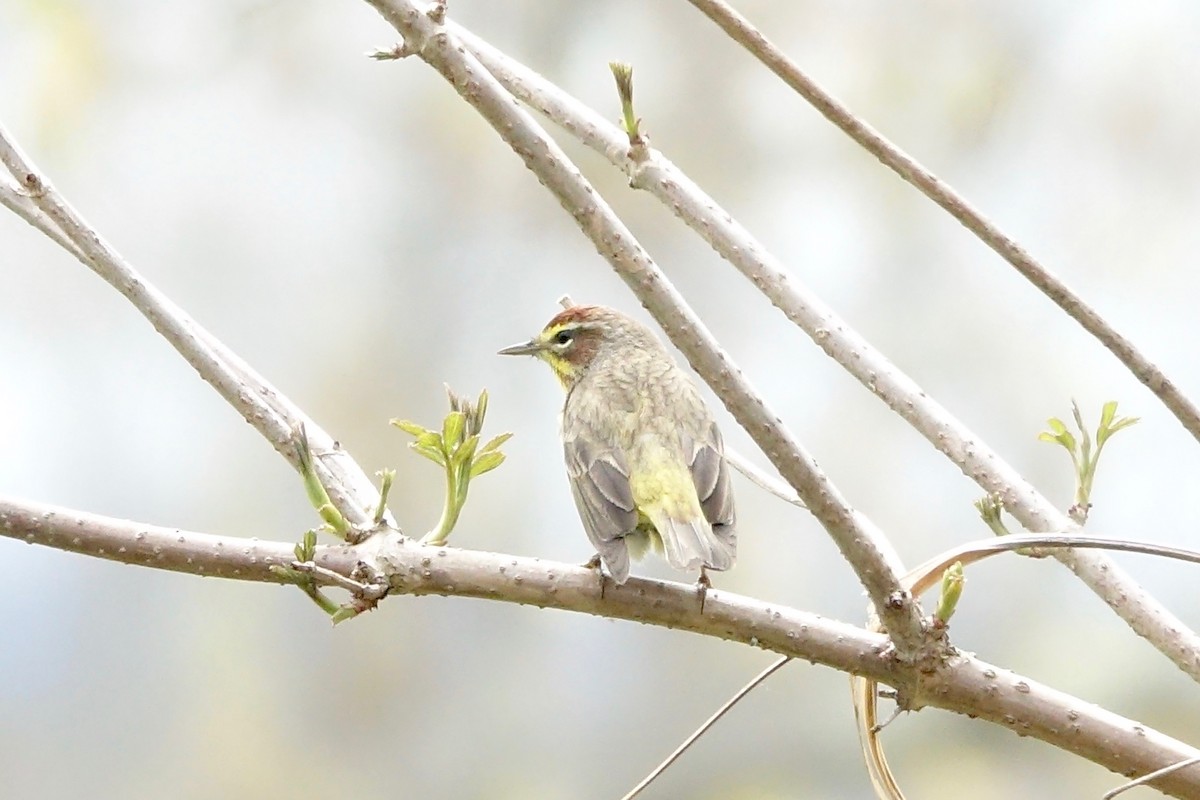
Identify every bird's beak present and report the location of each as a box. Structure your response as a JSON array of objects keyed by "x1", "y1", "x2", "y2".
[{"x1": 498, "y1": 339, "x2": 543, "y2": 357}]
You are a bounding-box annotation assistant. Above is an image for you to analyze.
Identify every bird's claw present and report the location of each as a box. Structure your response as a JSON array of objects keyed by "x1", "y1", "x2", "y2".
[
  {"x1": 696, "y1": 567, "x2": 712, "y2": 613},
  {"x1": 582, "y1": 553, "x2": 607, "y2": 600}
]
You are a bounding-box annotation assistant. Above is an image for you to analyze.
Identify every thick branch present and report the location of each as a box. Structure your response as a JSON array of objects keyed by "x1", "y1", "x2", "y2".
[
  {"x1": 684, "y1": 0, "x2": 1200, "y2": 444},
  {"x1": 449, "y1": 20, "x2": 1200, "y2": 684},
  {"x1": 0, "y1": 495, "x2": 358, "y2": 581},
  {"x1": 366, "y1": 0, "x2": 925, "y2": 654},
  {"x1": 3, "y1": 496, "x2": 1199, "y2": 797}
]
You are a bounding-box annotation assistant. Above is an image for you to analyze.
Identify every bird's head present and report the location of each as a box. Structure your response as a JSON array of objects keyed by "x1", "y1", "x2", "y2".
[{"x1": 499, "y1": 305, "x2": 647, "y2": 390}]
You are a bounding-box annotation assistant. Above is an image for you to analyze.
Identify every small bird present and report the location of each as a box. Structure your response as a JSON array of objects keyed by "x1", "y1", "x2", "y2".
[{"x1": 499, "y1": 304, "x2": 736, "y2": 586}]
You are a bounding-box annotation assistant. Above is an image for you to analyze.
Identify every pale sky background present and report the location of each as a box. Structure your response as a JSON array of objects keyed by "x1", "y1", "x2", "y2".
[{"x1": 3, "y1": 1, "x2": 1200, "y2": 798}]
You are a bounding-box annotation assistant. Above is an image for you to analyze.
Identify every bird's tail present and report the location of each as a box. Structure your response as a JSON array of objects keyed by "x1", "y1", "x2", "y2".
[{"x1": 651, "y1": 513, "x2": 736, "y2": 574}]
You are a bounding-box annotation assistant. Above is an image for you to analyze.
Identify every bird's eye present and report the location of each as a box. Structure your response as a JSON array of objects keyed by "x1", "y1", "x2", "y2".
[{"x1": 552, "y1": 329, "x2": 575, "y2": 347}]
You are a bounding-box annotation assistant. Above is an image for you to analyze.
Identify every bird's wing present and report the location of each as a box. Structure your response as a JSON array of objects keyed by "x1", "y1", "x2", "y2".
[
  {"x1": 687, "y1": 421, "x2": 736, "y2": 550},
  {"x1": 563, "y1": 429, "x2": 638, "y2": 581}
]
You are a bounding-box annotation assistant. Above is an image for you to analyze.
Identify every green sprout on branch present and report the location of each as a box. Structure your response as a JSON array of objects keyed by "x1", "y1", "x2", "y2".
[
  {"x1": 294, "y1": 423, "x2": 352, "y2": 540},
  {"x1": 280, "y1": 426, "x2": 396, "y2": 624},
  {"x1": 373, "y1": 468, "x2": 395, "y2": 525},
  {"x1": 975, "y1": 492, "x2": 1047, "y2": 556},
  {"x1": 973, "y1": 493, "x2": 1010, "y2": 538},
  {"x1": 270, "y1": 529, "x2": 342, "y2": 618},
  {"x1": 609, "y1": 61, "x2": 643, "y2": 145},
  {"x1": 391, "y1": 387, "x2": 511, "y2": 547},
  {"x1": 1038, "y1": 400, "x2": 1138, "y2": 524},
  {"x1": 934, "y1": 561, "x2": 964, "y2": 627}
]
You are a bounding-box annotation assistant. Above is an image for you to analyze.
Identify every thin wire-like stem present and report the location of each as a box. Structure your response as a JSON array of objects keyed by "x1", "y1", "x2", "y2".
[
  {"x1": 683, "y1": 0, "x2": 1200, "y2": 445},
  {"x1": 620, "y1": 656, "x2": 793, "y2": 800},
  {"x1": 905, "y1": 533, "x2": 1200, "y2": 598},
  {"x1": 725, "y1": 449, "x2": 804, "y2": 507},
  {"x1": 1104, "y1": 757, "x2": 1200, "y2": 800}
]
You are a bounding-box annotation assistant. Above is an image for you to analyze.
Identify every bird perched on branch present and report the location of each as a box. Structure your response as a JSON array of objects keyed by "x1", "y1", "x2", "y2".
[{"x1": 499, "y1": 304, "x2": 736, "y2": 589}]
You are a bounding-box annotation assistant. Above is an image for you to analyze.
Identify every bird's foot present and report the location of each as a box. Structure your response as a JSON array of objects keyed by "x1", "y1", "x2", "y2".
[
  {"x1": 582, "y1": 553, "x2": 607, "y2": 601},
  {"x1": 696, "y1": 568, "x2": 712, "y2": 613}
]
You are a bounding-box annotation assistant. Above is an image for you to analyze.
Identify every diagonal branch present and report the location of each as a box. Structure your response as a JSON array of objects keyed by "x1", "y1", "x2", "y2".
[
  {"x1": 365, "y1": 0, "x2": 926, "y2": 654},
  {"x1": 448, "y1": 20, "x2": 1200, "y2": 684},
  {"x1": 0, "y1": 123, "x2": 389, "y2": 536},
  {"x1": 0, "y1": 180, "x2": 86, "y2": 259},
  {"x1": 3, "y1": 494, "x2": 1200, "y2": 798},
  {"x1": 684, "y1": 0, "x2": 1200, "y2": 444}
]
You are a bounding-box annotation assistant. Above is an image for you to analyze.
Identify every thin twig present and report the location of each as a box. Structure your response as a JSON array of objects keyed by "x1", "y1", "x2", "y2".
[
  {"x1": 620, "y1": 656, "x2": 793, "y2": 800},
  {"x1": 367, "y1": 0, "x2": 925, "y2": 653},
  {"x1": 451, "y1": 18, "x2": 1200, "y2": 684},
  {"x1": 724, "y1": 449, "x2": 804, "y2": 507},
  {"x1": 290, "y1": 560, "x2": 378, "y2": 596},
  {"x1": 683, "y1": 0, "x2": 1200, "y2": 445},
  {"x1": 1104, "y1": 757, "x2": 1200, "y2": 799},
  {"x1": 905, "y1": 533, "x2": 1200, "y2": 598}
]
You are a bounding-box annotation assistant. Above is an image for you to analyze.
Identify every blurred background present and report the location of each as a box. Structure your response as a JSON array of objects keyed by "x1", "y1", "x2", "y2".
[{"x1": 3, "y1": 1, "x2": 1200, "y2": 797}]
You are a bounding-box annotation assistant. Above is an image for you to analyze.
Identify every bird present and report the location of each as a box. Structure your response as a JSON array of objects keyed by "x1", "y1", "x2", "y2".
[{"x1": 499, "y1": 304, "x2": 736, "y2": 588}]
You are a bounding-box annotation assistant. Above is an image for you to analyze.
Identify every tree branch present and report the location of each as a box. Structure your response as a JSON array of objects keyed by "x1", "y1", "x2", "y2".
[
  {"x1": 0, "y1": 179, "x2": 87, "y2": 259},
  {"x1": 0, "y1": 496, "x2": 355, "y2": 582},
  {"x1": 447, "y1": 17, "x2": 1200, "y2": 685},
  {"x1": 0, "y1": 123, "x2": 390, "y2": 537},
  {"x1": 683, "y1": 0, "x2": 1200, "y2": 444},
  {"x1": 3, "y1": 495, "x2": 1199, "y2": 797},
  {"x1": 365, "y1": 0, "x2": 926, "y2": 655}
]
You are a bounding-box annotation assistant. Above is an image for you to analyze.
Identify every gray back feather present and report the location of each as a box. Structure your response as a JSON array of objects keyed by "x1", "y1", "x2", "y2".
[{"x1": 564, "y1": 428, "x2": 637, "y2": 582}]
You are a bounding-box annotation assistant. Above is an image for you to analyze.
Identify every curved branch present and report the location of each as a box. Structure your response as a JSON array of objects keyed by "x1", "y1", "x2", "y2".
[
  {"x1": 3, "y1": 495, "x2": 1199, "y2": 798},
  {"x1": 683, "y1": 0, "x2": 1200, "y2": 443},
  {"x1": 448, "y1": 20, "x2": 1200, "y2": 684},
  {"x1": 855, "y1": 531, "x2": 1200, "y2": 798},
  {"x1": 365, "y1": 0, "x2": 925, "y2": 654},
  {"x1": 0, "y1": 124, "x2": 388, "y2": 535}
]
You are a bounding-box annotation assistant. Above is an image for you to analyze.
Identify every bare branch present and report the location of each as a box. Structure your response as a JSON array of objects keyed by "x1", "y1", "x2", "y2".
[
  {"x1": 4, "y1": 493, "x2": 1199, "y2": 797},
  {"x1": 0, "y1": 123, "x2": 389, "y2": 535},
  {"x1": 0, "y1": 180, "x2": 86, "y2": 259},
  {"x1": 449, "y1": 18, "x2": 1200, "y2": 683},
  {"x1": 365, "y1": 0, "x2": 925, "y2": 653},
  {"x1": 0, "y1": 494, "x2": 892, "y2": 672},
  {"x1": 683, "y1": 0, "x2": 1200, "y2": 444},
  {"x1": 0, "y1": 494, "x2": 351, "y2": 582},
  {"x1": 724, "y1": 449, "x2": 804, "y2": 507}
]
